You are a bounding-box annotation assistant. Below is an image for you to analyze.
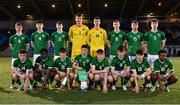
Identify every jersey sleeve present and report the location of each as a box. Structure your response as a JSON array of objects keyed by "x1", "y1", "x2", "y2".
[
  {"x1": 13, "y1": 59, "x2": 18, "y2": 69},
  {"x1": 31, "y1": 33, "x2": 35, "y2": 42},
  {"x1": 27, "y1": 59, "x2": 33, "y2": 70},
  {"x1": 111, "y1": 58, "x2": 116, "y2": 67},
  {"x1": 91, "y1": 59, "x2": 95, "y2": 66},
  {"x1": 65, "y1": 32, "x2": 68, "y2": 41},
  {"x1": 161, "y1": 32, "x2": 166, "y2": 41},
  {"x1": 35, "y1": 56, "x2": 41, "y2": 64},
  {"x1": 125, "y1": 56, "x2": 130, "y2": 67},
  {"x1": 144, "y1": 32, "x2": 148, "y2": 42},
  {"x1": 25, "y1": 35, "x2": 30, "y2": 44},
  {"x1": 104, "y1": 59, "x2": 109, "y2": 67},
  {"x1": 145, "y1": 59, "x2": 150, "y2": 70},
  {"x1": 47, "y1": 58, "x2": 54, "y2": 69},
  {"x1": 103, "y1": 30, "x2": 108, "y2": 45},
  {"x1": 9, "y1": 36, "x2": 13, "y2": 45},
  {"x1": 51, "y1": 33, "x2": 54, "y2": 42},
  {"x1": 68, "y1": 27, "x2": 73, "y2": 42},
  {"x1": 153, "y1": 60, "x2": 160, "y2": 72},
  {"x1": 167, "y1": 59, "x2": 174, "y2": 71},
  {"x1": 130, "y1": 61, "x2": 136, "y2": 70},
  {"x1": 53, "y1": 59, "x2": 58, "y2": 69},
  {"x1": 46, "y1": 33, "x2": 50, "y2": 41},
  {"x1": 67, "y1": 58, "x2": 72, "y2": 68}
]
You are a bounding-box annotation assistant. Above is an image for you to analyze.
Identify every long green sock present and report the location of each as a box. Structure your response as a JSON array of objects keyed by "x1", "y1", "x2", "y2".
[
  {"x1": 30, "y1": 79, "x2": 34, "y2": 86},
  {"x1": 15, "y1": 79, "x2": 21, "y2": 85},
  {"x1": 12, "y1": 79, "x2": 15, "y2": 85}
]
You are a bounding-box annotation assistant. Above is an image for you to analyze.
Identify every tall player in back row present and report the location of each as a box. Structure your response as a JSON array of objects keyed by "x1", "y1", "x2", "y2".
[
  {"x1": 144, "y1": 19, "x2": 166, "y2": 67},
  {"x1": 31, "y1": 21, "x2": 50, "y2": 64},
  {"x1": 87, "y1": 16, "x2": 109, "y2": 57},
  {"x1": 51, "y1": 21, "x2": 68, "y2": 60},
  {"x1": 68, "y1": 14, "x2": 89, "y2": 61}
]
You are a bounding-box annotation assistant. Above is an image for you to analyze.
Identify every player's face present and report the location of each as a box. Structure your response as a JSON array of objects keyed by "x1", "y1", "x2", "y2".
[
  {"x1": 75, "y1": 16, "x2": 83, "y2": 24},
  {"x1": 159, "y1": 53, "x2": 167, "y2": 62},
  {"x1": 131, "y1": 23, "x2": 138, "y2": 30},
  {"x1": 118, "y1": 51, "x2": 125, "y2": 58},
  {"x1": 136, "y1": 54, "x2": 144, "y2": 62},
  {"x1": 56, "y1": 24, "x2": 63, "y2": 30},
  {"x1": 97, "y1": 53, "x2": 104, "y2": 60},
  {"x1": 113, "y1": 22, "x2": 120, "y2": 29},
  {"x1": 151, "y1": 22, "x2": 158, "y2": 29},
  {"x1": 60, "y1": 52, "x2": 66, "y2": 60},
  {"x1": 36, "y1": 23, "x2": 44, "y2": 30},
  {"x1": 15, "y1": 25, "x2": 23, "y2": 33},
  {"x1": 41, "y1": 52, "x2": 48, "y2": 59},
  {"x1": 81, "y1": 48, "x2": 88, "y2": 55},
  {"x1": 19, "y1": 53, "x2": 26, "y2": 61},
  {"x1": 93, "y1": 19, "x2": 101, "y2": 27}
]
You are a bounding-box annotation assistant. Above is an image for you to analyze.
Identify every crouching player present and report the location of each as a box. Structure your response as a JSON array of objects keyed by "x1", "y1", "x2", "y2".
[
  {"x1": 130, "y1": 49, "x2": 152, "y2": 93},
  {"x1": 54, "y1": 48, "x2": 72, "y2": 90},
  {"x1": 73, "y1": 44, "x2": 93, "y2": 90},
  {"x1": 12, "y1": 49, "x2": 34, "y2": 91},
  {"x1": 109, "y1": 46, "x2": 131, "y2": 91},
  {"x1": 33, "y1": 48, "x2": 55, "y2": 89},
  {"x1": 151, "y1": 50, "x2": 178, "y2": 92},
  {"x1": 91, "y1": 49, "x2": 109, "y2": 93}
]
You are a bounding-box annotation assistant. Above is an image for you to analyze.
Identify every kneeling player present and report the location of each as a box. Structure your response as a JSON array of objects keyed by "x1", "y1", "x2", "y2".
[
  {"x1": 12, "y1": 50, "x2": 33, "y2": 91},
  {"x1": 130, "y1": 49, "x2": 152, "y2": 93},
  {"x1": 54, "y1": 48, "x2": 72, "y2": 90},
  {"x1": 91, "y1": 49, "x2": 109, "y2": 93},
  {"x1": 151, "y1": 50, "x2": 178, "y2": 92},
  {"x1": 33, "y1": 48, "x2": 55, "y2": 89},
  {"x1": 110, "y1": 46, "x2": 131, "y2": 91},
  {"x1": 73, "y1": 44, "x2": 93, "y2": 90}
]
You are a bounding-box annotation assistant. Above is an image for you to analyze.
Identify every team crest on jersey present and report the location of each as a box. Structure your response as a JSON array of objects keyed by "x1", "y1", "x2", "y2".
[
  {"x1": 100, "y1": 31, "x2": 103, "y2": 34},
  {"x1": 157, "y1": 33, "x2": 161, "y2": 37},
  {"x1": 82, "y1": 28, "x2": 85, "y2": 31},
  {"x1": 62, "y1": 35, "x2": 65, "y2": 38},
  {"x1": 164, "y1": 64, "x2": 168, "y2": 68},
  {"x1": 115, "y1": 37, "x2": 118, "y2": 41},
  {"x1": 137, "y1": 35, "x2": 140, "y2": 38},
  {"x1": 86, "y1": 59, "x2": 89, "y2": 63},
  {"x1": 133, "y1": 37, "x2": 137, "y2": 41},
  {"x1": 42, "y1": 34, "x2": 45, "y2": 37},
  {"x1": 119, "y1": 63, "x2": 123, "y2": 67},
  {"x1": 21, "y1": 37, "x2": 25, "y2": 40},
  {"x1": 18, "y1": 39, "x2": 21, "y2": 43}
]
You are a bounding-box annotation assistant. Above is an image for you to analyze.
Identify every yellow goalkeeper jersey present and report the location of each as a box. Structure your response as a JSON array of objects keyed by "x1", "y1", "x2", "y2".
[{"x1": 87, "y1": 28, "x2": 108, "y2": 57}]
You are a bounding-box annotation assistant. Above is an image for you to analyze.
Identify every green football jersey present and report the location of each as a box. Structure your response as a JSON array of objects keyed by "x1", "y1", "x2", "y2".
[
  {"x1": 75, "y1": 54, "x2": 93, "y2": 72},
  {"x1": 154, "y1": 59, "x2": 174, "y2": 75},
  {"x1": 54, "y1": 57, "x2": 72, "y2": 72},
  {"x1": 111, "y1": 54, "x2": 130, "y2": 71},
  {"x1": 35, "y1": 56, "x2": 53, "y2": 70},
  {"x1": 108, "y1": 30, "x2": 126, "y2": 55},
  {"x1": 13, "y1": 57, "x2": 33, "y2": 72},
  {"x1": 51, "y1": 31, "x2": 68, "y2": 56},
  {"x1": 91, "y1": 58, "x2": 109, "y2": 70},
  {"x1": 31, "y1": 31, "x2": 50, "y2": 54},
  {"x1": 9, "y1": 34, "x2": 29, "y2": 58},
  {"x1": 126, "y1": 32, "x2": 143, "y2": 56},
  {"x1": 144, "y1": 31, "x2": 166, "y2": 55},
  {"x1": 130, "y1": 58, "x2": 150, "y2": 75}
]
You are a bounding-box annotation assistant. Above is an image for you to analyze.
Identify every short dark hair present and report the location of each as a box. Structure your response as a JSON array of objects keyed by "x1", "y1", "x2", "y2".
[
  {"x1": 15, "y1": 22, "x2": 23, "y2": 27},
  {"x1": 60, "y1": 48, "x2": 67, "y2": 53},
  {"x1": 36, "y1": 20, "x2": 43, "y2": 24},
  {"x1": 96, "y1": 49, "x2": 104, "y2": 54},
  {"x1": 75, "y1": 13, "x2": 82, "y2": 17},
  {"x1": 56, "y1": 21, "x2": 63, "y2": 25},
  {"x1": 19, "y1": 49, "x2": 26, "y2": 54},
  {"x1": 81, "y1": 44, "x2": 89, "y2": 49},
  {"x1": 151, "y1": 18, "x2": 158, "y2": 23},
  {"x1": 131, "y1": 20, "x2": 138, "y2": 24},
  {"x1": 40, "y1": 48, "x2": 48, "y2": 54},
  {"x1": 136, "y1": 49, "x2": 144, "y2": 55},
  {"x1": 94, "y1": 16, "x2": 100, "y2": 20},
  {"x1": 117, "y1": 45, "x2": 124, "y2": 52},
  {"x1": 113, "y1": 20, "x2": 120, "y2": 23},
  {"x1": 158, "y1": 50, "x2": 167, "y2": 55}
]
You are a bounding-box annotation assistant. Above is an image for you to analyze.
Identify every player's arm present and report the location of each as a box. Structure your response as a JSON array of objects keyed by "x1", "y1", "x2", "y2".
[
  {"x1": 73, "y1": 60, "x2": 83, "y2": 70},
  {"x1": 161, "y1": 32, "x2": 166, "y2": 49},
  {"x1": 154, "y1": 61, "x2": 163, "y2": 92},
  {"x1": 111, "y1": 67, "x2": 119, "y2": 76},
  {"x1": 68, "y1": 27, "x2": 73, "y2": 43},
  {"x1": 9, "y1": 36, "x2": 13, "y2": 49},
  {"x1": 104, "y1": 30, "x2": 110, "y2": 48},
  {"x1": 132, "y1": 69, "x2": 139, "y2": 93},
  {"x1": 87, "y1": 31, "x2": 91, "y2": 46},
  {"x1": 91, "y1": 65, "x2": 106, "y2": 74}
]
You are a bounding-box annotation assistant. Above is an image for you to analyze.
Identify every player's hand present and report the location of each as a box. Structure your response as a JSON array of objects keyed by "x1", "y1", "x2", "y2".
[
  {"x1": 135, "y1": 86, "x2": 139, "y2": 93},
  {"x1": 21, "y1": 74, "x2": 26, "y2": 79}
]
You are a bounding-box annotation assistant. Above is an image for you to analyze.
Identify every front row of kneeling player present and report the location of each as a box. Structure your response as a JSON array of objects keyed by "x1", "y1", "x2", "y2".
[{"x1": 11, "y1": 45, "x2": 178, "y2": 93}]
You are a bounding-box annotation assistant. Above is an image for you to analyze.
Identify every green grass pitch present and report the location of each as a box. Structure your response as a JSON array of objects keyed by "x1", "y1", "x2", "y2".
[{"x1": 0, "y1": 58, "x2": 180, "y2": 104}]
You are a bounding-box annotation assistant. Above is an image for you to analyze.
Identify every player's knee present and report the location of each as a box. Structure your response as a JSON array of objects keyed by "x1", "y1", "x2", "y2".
[
  {"x1": 151, "y1": 74, "x2": 158, "y2": 81},
  {"x1": 69, "y1": 73, "x2": 74, "y2": 79},
  {"x1": 94, "y1": 74, "x2": 100, "y2": 81},
  {"x1": 146, "y1": 75, "x2": 151, "y2": 80},
  {"x1": 107, "y1": 75, "x2": 113, "y2": 83},
  {"x1": 168, "y1": 75, "x2": 178, "y2": 84},
  {"x1": 12, "y1": 73, "x2": 17, "y2": 80},
  {"x1": 50, "y1": 70, "x2": 56, "y2": 78},
  {"x1": 130, "y1": 77, "x2": 134, "y2": 82},
  {"x1": 33, "y1": 72, "x2": 42, "y2": 80},
  {"x1": 88, "y1": 73, "x2": 94, "y2": 80},
  {"x1": 29, "y1": 73, "x2": 33, "y2": 79},
  {"x1": 54, "y1": 74, "x2": 60, "y2": 81}
]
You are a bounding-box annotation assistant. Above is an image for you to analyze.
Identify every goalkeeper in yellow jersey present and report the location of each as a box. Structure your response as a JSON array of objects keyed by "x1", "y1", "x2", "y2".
[
  {"x1": 87, "y1": 16, "x2": 109, "y2": 57},
  {"x1": 68, "y1": 13, "x2": 89, "y2": 61}
]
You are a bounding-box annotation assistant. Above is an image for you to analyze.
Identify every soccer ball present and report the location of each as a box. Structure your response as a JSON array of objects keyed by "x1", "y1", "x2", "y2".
[{"x1": 80, "y1": 81, "x2": 88, "y2": 90}]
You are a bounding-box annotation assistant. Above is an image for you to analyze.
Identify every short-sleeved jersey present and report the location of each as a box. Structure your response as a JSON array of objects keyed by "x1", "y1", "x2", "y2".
[
  {"x1": 13, "y1": 58, "x2": 33, "y2": 72},
  {"x1": 87, "y1": 28, "x2": 108, "y2": 51},
  {"x1": 31, "y1": 31, "x2": 50, "y2": 54},
  {"x1": 75, "y1": 54, "x2": 93, "y2": 72},
  {"x1": 111, "y1": 54, "x2": 130, "y2": 71},
  {"x1": 51, "y1": 31, "x2": 68, "y2": 56},
  {"x1": 35, "y1": 56, "x2": 53, "y2": 70},
  {"x1": 154, "y1": 59, "x2": 174, "y2": 75},
  {"x1": 68, "y1": 24, "x2": 89, "y2": 52},
  {"x1": 91, "y1": 58, "x2": 109, "y2": 70},
  {"x1": 54, "y1": 57, "x2": 72, "y2": 72},
  {"x1": 9, "y1": 34, "x2": 29, "y2": 58},
  {"x1": 126, "y1": 32, "x2": 143, "y2": 56},
  {"x1": 130, "y1": 58, "x2": 150, "y2": 75},
  {"x1": 108, "y1": 30, "x2": 126, "y2": 55},
  {"x1": 144, "y1": 31, "x2": 166, "y2": 55}
]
